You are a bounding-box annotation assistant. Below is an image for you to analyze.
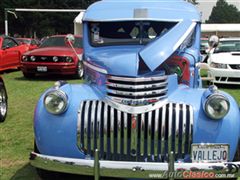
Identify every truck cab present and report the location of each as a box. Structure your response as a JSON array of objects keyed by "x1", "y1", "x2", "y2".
[{"x1": 30, "y1": 0, "x2": 240, "y2": 179}]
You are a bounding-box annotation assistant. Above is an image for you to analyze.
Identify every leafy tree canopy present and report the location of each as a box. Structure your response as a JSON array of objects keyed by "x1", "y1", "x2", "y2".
[{"x1": 207, "y1": 0, "x2": 240, "y2": 23}]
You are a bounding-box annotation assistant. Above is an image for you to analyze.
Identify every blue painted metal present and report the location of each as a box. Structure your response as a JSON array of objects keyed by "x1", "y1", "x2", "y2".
[
  {"x1": 84, "y1": 0, "x2": 200, "y2": 22},
  {"x1": 33, "y1": 0, "x2": 240, "y2": 174},
  {"x1": 139, "y1": 20, "x2": 196, "y2": 71}
]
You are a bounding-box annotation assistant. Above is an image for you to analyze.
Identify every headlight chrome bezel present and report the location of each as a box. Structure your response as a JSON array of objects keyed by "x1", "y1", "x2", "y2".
[
  {"x1": 30, "y1": 56, "x2": 36, "y2": 62},
  {"x1": 22, "y1": 55, "x2": 28, "y2": 62},
  {"x1": 65, "y1": 56, "x2": 73, "y2": 63},
  {"x1": 204, "y1": 93, "x2": 230, "y2": 120},
  {"x1": 44, "y1": 90, "x2": 68, "y2": 115},
  {"x1": 53, "y1": 56, "x2": 59, "y2": 62}
]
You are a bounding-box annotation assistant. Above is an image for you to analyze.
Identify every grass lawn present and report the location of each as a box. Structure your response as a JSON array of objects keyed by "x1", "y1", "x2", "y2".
[
  {"x1": 0, "y1": 71, "x2": 240, "y2": 180},
  {"x1": 0, "y1": 71, "x2": 81, "y2": 180}
]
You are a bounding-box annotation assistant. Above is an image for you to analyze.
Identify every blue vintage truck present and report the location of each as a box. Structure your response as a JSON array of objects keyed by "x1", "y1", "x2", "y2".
[{"x1": 30, "y1": 0, "x2": 240, "y2": 179}]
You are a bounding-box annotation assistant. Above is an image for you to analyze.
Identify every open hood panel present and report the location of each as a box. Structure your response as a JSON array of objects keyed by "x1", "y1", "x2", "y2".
[{"x1": 139, "y1": 20, "x2": 196, "y2": 71}]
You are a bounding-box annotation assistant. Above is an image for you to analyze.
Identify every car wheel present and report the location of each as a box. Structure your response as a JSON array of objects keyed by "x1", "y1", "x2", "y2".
[
  {"x1": 23, "y1": 72, "x2": 35, "y2": 78},
  {"x1": 0, "y1": 82, "x2": 7, "y2": 122},
  {"x1": 76, "y1": 61, "x2": 84, "y2": 79}
]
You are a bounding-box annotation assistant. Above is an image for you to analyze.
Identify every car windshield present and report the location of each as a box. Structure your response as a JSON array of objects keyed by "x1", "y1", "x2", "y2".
[
  {"x1": 40, "y1": 36, "x2": 82, "y2": 48},
  {"x1": 89, "y1": 21, "x2": 177, "y2": 46},
  {"x1": 214, "y1": 40, "x2": 240, "y2": 53}
]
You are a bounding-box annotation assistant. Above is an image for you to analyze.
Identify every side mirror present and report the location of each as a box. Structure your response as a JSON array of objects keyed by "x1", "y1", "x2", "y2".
[
  {"x1": 65, "y1": 34, "x2": 75, "y2": 47},
  {"x1": 208, "y1": 35, "x2": 219, "y2": 48}
]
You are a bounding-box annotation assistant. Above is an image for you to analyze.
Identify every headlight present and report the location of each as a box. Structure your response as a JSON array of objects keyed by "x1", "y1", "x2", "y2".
[
  {"x1": 44, "y1": 90, "x2": 68, "y2": 114},
  {"x1": 22, "y1": 55, "x2": 28, "y2": 62},
  {"x1": 210, "y1": 62, "x2": 227, "y2": 69},
  {"x1": 30, "y1": 56, "x2": 36, "y2": 61},
  {"x1": 65, "y1": 56, "x2": 73, "y2": 63},
  {"x1": 204, "y1": 94, "x2": 230, "y2": 120},
  {"x1": 53, "y1": 56, "x2": 58, "y2": 62}
]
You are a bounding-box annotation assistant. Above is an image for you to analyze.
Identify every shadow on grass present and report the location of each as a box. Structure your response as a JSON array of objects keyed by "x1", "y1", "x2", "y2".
[
  {"x1": 14, "y1": 74, "x2": 82, "y2": 82},
  {"x1": 11, "y1": 163, "x2": 121, "y2": 180},
  {"x1": 10, "y1": 163, "x2": 40, "y2": 180}
]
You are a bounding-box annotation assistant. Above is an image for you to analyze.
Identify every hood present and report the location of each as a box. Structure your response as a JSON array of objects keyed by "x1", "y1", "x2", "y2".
[
  {"x1": 139, "y1": 20, "x2": 196, "y2": 71},
  {"x1": 211, "y1": 52, "x2": 240, "y2": 64},
  {"x1": 88, "y1": 47, "x2": 141, "y2": 76},
  {"x1": 24, "y1": 47, "x2": 83, "y2": 56}
]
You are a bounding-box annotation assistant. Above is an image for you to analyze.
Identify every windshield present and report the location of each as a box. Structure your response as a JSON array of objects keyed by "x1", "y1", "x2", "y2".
[
  {"x1": 89, "y1": 21, "x2": 177, "y2": 46},
  {"x1": 214, "y1": 40, "x2": 240, "y2": 53},
  {"x1": 40, "y1": 36, "x2": 82, "y2": 48}
]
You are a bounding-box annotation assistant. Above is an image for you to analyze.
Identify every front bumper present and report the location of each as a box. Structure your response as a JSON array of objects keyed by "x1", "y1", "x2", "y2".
[
  {"x1": 30, "y1": 151, "x2": 240, "y2": 179},
  {"x1": 21, "y1": 62, "x2": 77, "y2": 75},
  {"x1": 209, "y1": 67, "x2": 240, "y2": 84}
]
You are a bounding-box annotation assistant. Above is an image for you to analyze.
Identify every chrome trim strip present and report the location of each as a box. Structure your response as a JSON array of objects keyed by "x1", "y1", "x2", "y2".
[
  {"x1": 123, "y1": 112, "x2": 128, "y2": 155},
  {"x1": 182, "y1": 104, "x2": 186, "y2": 135},
  {"x1": 107, "y1": 88, "x2": 168, "y2": 96},
  {"x1": 108, "y1": 75, "x2": 167, "y2": 82},
  {"x1": 103, "y1": 103, "x2": 108, "y2": 155},
  {"x1": 91, "y1": 101, "x2": 96, "y2": 152},
  {"x1": 83, "y1": 61, "x2": 108, "y2": 74},
  {"x1": 107, "y1": 81, "x2": 168, "y2": 89},
  {"x1": 30, "y1": 152, "x2": 240, "y2": 178},
  {"x1": 105, "y1": 98, "x2": 168, "y2": 115},
  {"x1": 84, "y1": 101, "x2": 90, "y2": 151},
  {"x1": 140, "y1": 113, "x2": 145, "y2": 158},
  {"x1": 77, "y1": 102, "x2": 84, "y2": 150}
]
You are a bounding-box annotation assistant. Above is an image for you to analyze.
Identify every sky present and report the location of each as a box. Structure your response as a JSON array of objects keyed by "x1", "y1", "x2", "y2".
[{"x1": 196, "y1": 0, "x2": 240, "y2": 22}]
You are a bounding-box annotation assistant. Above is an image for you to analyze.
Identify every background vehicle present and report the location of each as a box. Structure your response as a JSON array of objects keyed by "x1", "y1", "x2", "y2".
[
  {"x1": 0, "y1": 76, "x2": 7, "y2": 122},
  {"x1": 0, "y1": 36, "x2": 28, "y2": 71},
  {"x1": 21, "y1": 35, "x2": 83, "y2": 78},
  {"x1": 30, "y1": 0, "x2": 240, "y2": 179},
  {"x1": 207, "y1": 37, "x2": 240, "y2": 84},
  {"x1": 16, "y1": 38, "x2": 40, "y2": 51}
]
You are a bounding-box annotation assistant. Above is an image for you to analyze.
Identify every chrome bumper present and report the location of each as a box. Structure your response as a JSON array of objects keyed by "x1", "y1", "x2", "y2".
[{"x1": 30, "y1": 151, "x2": 240, "y2": 179}]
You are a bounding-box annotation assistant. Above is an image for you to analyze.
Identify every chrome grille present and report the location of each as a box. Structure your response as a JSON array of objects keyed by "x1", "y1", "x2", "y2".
[
  {"x1": 26, "y1": 56, "x2": 69, "y2": 62},
  {"x1": 77, "y1": 101, "x2": 193, "y2": 162},
  {"x1": 106, "y1": 76, "x2": 168, "y2": 106}
]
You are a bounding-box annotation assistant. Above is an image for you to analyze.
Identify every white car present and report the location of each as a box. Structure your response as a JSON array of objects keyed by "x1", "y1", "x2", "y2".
[{"x1": 208, "y1": 38, "x2": 240, "y2": 84}]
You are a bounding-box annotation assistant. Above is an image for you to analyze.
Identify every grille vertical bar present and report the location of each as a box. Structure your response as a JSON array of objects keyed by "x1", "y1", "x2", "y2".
[
  {"x1": 113, "y1": 109, "x2": 118, "y2": 160},
  {"x1": 77, "y1": 101, "x2": 193, "y2": 162},
  {"x1": 100, "y1": 102, "x2": 104, "y2": 159}
]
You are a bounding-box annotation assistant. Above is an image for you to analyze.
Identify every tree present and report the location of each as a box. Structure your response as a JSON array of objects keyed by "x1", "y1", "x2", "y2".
[{"x1": 207, "y1": 0, "x2": 240, "y2": 23}]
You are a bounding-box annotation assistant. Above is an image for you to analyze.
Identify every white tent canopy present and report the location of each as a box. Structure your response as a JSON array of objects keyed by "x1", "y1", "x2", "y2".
[
  {"x1": 201, "y1": 24, "x2": 240, "y2": 32},
  {"x1": 73, "y1": 12, "x2": 240, "y2": 36}
]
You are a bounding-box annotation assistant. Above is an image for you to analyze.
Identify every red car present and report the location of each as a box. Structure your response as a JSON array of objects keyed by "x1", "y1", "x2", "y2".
[
  {"x1": 21, "y1": 35, "x2": 83, "y2": 78},
  {"x1": 16, "y1": 38, "x2": 40, "y2": 51},
  {"x1": 0, "y1": 36, "x2": 28, "y2": 71}
]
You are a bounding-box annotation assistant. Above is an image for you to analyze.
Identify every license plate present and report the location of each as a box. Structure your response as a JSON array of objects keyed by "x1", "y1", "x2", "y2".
[
  {"x1": 191, "y1": 144, "x2": 229, "y2": 163},
  {"x1": 37, "y1": 66, "x2": 47, "y2": 72}
]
